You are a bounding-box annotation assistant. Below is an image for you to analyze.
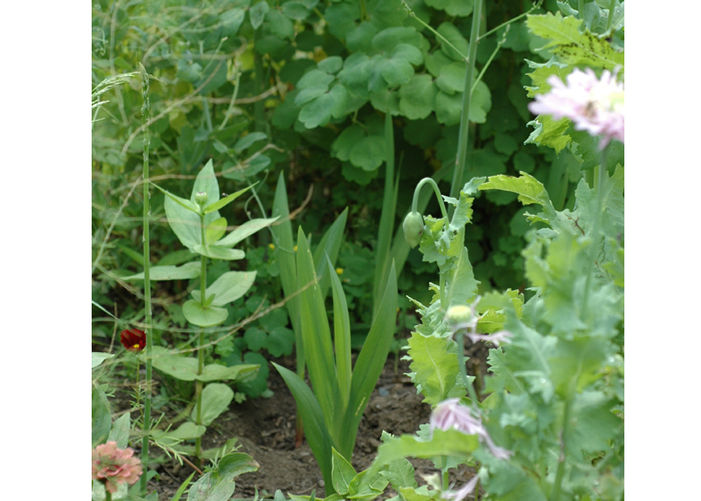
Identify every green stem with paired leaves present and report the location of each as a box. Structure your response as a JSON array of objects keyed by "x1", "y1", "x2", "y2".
[
  {"x1": 138, "y1": 64, "x2": 153, "y2": 495},
  {"x1": 194, "y1": 211, "x2": 208, "y2": 462},
  {"x1": 450, "y1": 0, "x2": 483, "y2": 202}
]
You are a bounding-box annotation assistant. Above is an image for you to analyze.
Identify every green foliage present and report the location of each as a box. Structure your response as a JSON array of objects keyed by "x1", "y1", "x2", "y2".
[{"x1": 274, "y1": 229, "x2": 398, "y2": 494}]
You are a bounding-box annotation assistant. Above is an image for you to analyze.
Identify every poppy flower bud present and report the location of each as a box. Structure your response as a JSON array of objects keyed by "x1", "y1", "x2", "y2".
[
  {"x1": 445, "y1": 305, "x2": 472, "y2": 327},
  {"x1": 402, "y1": 211, "x2": 424, "y2": 248},
  {"x1": 120, "y1": 328, "x2": 146, "y2": 352},
  {"x1": 194, "y1": 191, "x2": 208, "y2": 207}
]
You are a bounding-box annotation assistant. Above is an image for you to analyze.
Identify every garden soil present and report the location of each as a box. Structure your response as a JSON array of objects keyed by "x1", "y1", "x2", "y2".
[{"x1": 145, "y1": 347, "x2": 487, "y2": 500}]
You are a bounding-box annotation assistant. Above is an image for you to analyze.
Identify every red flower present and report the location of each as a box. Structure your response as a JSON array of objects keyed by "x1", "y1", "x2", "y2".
[{"x1": 120, "y1": 328, "x2": 146, "y2": 352}]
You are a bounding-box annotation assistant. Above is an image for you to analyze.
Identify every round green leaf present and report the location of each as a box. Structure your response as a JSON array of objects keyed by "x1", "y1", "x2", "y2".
[
  {"x1": 318, "y1": 56, "x2": 343, "y2": 74},
  {"x1": 349, "y1": 135, "x2": 385, "y2": 171},
  {"x1": 182, "y1": 299, "x2": 228, "y2": 327},
  {"x1": 399, "y1": 74, "x2": 436, "y2": 120},
  {"x1": 192, "y1": 383, "x2": 234, "y2": 426},
  {"x1": 298, "y1": 92, "x2": 336, "y2": 128}
]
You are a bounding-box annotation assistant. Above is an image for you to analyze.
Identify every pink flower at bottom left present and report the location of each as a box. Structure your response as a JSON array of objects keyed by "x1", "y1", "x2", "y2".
[{"x1": 92, "y1": 441, "x2": 143, "y2": 494}]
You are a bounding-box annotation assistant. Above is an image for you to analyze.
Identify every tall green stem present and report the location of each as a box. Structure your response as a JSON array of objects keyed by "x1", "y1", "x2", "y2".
[
  {"x1": 194, "y1": 214, "x2": 208, "y2": 462},
  {"x1": 138, "y1": 64, "x2": 153, "y2": 495},
  {"x1": 553, "y1": 149, "x2": 608, "y2": 499},
  {"x1": 450, "y1": 0, "x2": 483, "y2": 202},
  {"x1": 550, "y1": 395, "x2": 572, "y2": 501}
]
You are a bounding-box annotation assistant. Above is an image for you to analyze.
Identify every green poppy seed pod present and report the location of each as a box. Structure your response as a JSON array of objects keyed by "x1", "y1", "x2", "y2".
[
  {"x1": 402, "y1": 211, "x2": 424, "y2": 248},
  {"x1": 445, "y1": 305, "x2": 472, "y2": 327},
  {"x1": 194, "y1": 191, "x2": 208, "y2": 207}
]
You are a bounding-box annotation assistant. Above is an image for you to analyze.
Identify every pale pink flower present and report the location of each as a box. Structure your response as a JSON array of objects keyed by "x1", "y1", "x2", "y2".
[
  {"x1": 430, "y1": 399, "x2": 512, "y2": 460},
  {"x1": 92, "y1": 441, "x2": 143, "y2": 494},
  {"x1": 442, "y1": 474, "x2": 480, "y2": 501},
  {"x1": 529, "y1": 68, "x2": 624, "y2": 148}
]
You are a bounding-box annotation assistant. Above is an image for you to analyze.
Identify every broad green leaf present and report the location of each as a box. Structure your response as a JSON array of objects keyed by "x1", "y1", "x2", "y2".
[
  {"x1": 217, "y1": 217, "x2": 278, "y2": 247},
  {"x1": 318, "y1": 56, "x2": 343, "y2": 74},
  {"x1": 299, "y1": 92, "x2": 336, "y2": 128},
  {"x1": 187, "y1": 451, "x2": 258, "y2": 501},
  {"x1": 526, "y1": 13, "x2": 624, "y2": 70},
  {"x1": 373, "y1": 429, "x2": 479, "y2": 469},
  {"x1": 191, "y1": 270, "x2": 256, "y2": 306},
  {"x1": 476, "y1": 289, "x2": 524, "y2": 333},
  {"x1": 205, "y1": 217, "x2": 227, "y2": 244},
  {"x1": 282, "y1": 1, "x2": 311, "y2": 20},
  {"x1": 406, "y1": 333, "x2": 463, "y2": 405},
  {"x1": 249, "y1": 1, "x2": 269, "y2": 29},
  {"x1": 124, "y1": 261, "x2": 200, "y2": 281},
  {"x1": 193, "y1": 383, "x2": 234, "y2": 426},
  {"x1": 332, "y1": 125, "x2": 365, "y2": 162},
  {"x1": 372, "y1": 26, "x2": 425, "y2": 53},
  {"x1": 399, "y1": 74, "x2": 436, "y2": 120},
  {"x1": 92, "y1": 352, "x2": 114, "y2": 368},
  {"x1": 479, "y1": 172, "x2": 552, "y2": 207},
  {"x1": 198, "y1": 362, "x2": 258, "y2": 382},
  {"x1": 437, "y1": 22, "x2": 468, "y2": 60},
  {"x1": 192, "y1": 244, "x2": 245, "y2": 260},
  {"x1": 163, "y1": 189, "x2": 203, "y2": 249},
  {"x1": 92, "y1": 385, "x2": 111, "y2": 446},
  {"x1": 435, "y1": 62, "x2": 465, "y2": 94},
  {"x1": 445, "y1": 247, "x2": 478, "y2": 308},
  {"x1": 191, "y1": 159, "x2": 220, "y2": 206},
  {"x1": 273, "y1": 362, "x2": 334, "y2": 489},
  {"x1": 425, "y1": 0, "x2": 473, "y2": 17},
  {"x1": 150, "y1": 347, "x2": 199, "y2": 381},
  {"x1": 221, "y1": 8, "x2": 245, "y2": 37},
  {"x1": 203, "y1": 185, "x2": 252, "y2": 214},
  {"x1": 295, "y1": 70, "x2": 335, "y2": 105},
  {"x1": 108, "y1": 412, "x2": 130, "y2": 448},
  {"x1": 331, "y1": 448, "x2": 357, "y2": 495},
  {"x1": 525, "y1": 115, "x2": 571, "y2": 152},
  {"x1": 349, "y1": 135, "x2": 386, "y2": 171},
  {"x1": 182, "y1": 299, "x2": 228, "y2": 327},
  {"x1": 380, "y1": 57, "x2": 414, "y2": 87},
  {"x1": 164, "y1": 422, "x2": 207, "y2": 440},
  {"x1": 233, "y1": 132, "x2": 267, "y2": 153}
]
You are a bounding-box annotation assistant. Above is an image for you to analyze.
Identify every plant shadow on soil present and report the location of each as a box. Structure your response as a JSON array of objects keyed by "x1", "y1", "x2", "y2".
[{"x1": 147, "y1": 346, "x2": 489, "y2": 500}]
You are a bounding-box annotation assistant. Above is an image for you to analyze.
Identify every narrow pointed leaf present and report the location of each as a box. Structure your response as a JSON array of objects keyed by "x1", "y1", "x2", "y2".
[
  {"x1": 312, "y1": 208, "x2": 348, "y2": 297},
  {"x1": 203, "y1": 185, "x2": 254, "y2": 214},
  {"x1": 328, "y1": 257, "x2": 352, "y2": 408},
  {"x1": 124, "y1": 261, "x2": 201, "y2": 281},
  {"x1": 217, "y1": 217, "x2": 279, "y2": 247},
  {"x1": 341, "y1": 264, "x2": 397, "y2": 457},
  {"x1": 273, "y1": 362, "x2": 334, "y2": 489},
  {"x1": 296, "y1": 229, "x2": 341, "y2": 431}
]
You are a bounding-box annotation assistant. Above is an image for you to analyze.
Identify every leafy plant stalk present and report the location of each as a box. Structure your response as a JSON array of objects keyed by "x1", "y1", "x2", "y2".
[
  {"x1": 138, "y1": 64, "x2": 153, "y2": 495},
  {"x1": 450, "y1": 0, "x2": 484, "y2": 201},
  {"x1": 194, "y1": 211, "x2": 208, "y2": 462}
]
